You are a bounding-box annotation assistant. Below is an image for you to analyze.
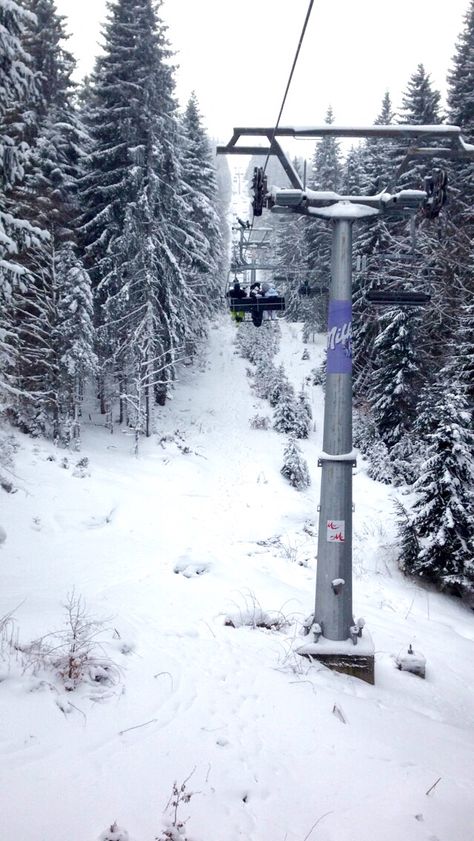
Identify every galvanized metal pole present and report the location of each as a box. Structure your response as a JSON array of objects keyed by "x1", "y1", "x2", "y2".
[{"x1": 314, "y1": 218, "x2": 354, "y2": 640}]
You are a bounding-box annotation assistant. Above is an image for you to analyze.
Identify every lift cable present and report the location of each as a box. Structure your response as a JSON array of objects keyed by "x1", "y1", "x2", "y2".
[
  {"x1": 245, "y1": 0, "x2": 315, "y2": 252},
  {"x1": 262, "y1": 0, "x2": 315, "y2": 181}
]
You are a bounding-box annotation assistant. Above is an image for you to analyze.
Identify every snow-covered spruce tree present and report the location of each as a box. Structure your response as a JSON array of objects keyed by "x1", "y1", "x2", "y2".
[
  {"x1": 447, "y1": 0, "x2": 474, "y2": 221},
  {"x1": 353, "y1": 407, "x2": 393, "y2": 484},
  {"x1": 253, "y1": 358, "x2": 277, "y2": 400},
  {"x1": 398, "y1": 381, "x2": 474, "y2": 601},
  {"x1": 366, "y1": 436, "x2": 393, "y2": 485},
  {"x1": 368, "y1": 306, "x2": 420, "y2": 449},
  {"x1": 273, "y1": 391, "x2": 299, "y2": 435},
  {"x1": 388, "y1": 434, "x2": 421, "y2": 487},
  {"x1": 341, "y1": 144, "x2": 366, "y2": 195},
  {"x1": 281, "y1": 436, "x2": 310, "y2": 490},
  {"x1": 273, "y1": 157, "x2": 311, "y2": 322},
  {"x1": 444, "y1": 2, "x2": 474, "y2": 408},
  {"x1": 235, "y1": 319, "x2": 280, "y2": 365},
  {"x1": 80, "y1": 0, "x2": 196, "y2": 434},
  {"x1": 6, "y1": 0, "x2": 94, "y2": 440},
  {"x1": 352, "y1": 93, "x2": 398, "y2": 402},
  {"x1": 355, "y1": 77, "x2": 443, "y2": 444},
  {"x1": 310, "y1": 348, "x2": 326, "y2": 391},
  {"x1": 301, "y1": 302, "x2": 323, "y2": 343},
  {"x1": 54, "y1": 245, "x2": 97, "y2": 446},
  {"x1": 394, "y1": 498, "x2": 419, "y2": 573},
  {"x1": 178, "y1": 92, "x2": 224, "y2": 350},
  {"x1": 268, "y1": 363, "x2": 293, "y2": 408},
  {"x1": 214, "y1": 153, "x2": 232, "y2": 285},
  {"x1": 399, "y1": 64, "x2": 442, "y2": 134},
  {"x1": 0, "y1": 0, "x2": 43, "y2": 413},
  {"x1": 361, "y1": 91, "x2": 398, "y2": 195},
  {"x1": 352, "y1": 222, "x2": 396, "y2": 406},
  {"x1": 393, "y1": 65, "x2": 445, "y2": 388},
  {"x1": 295, "y1": 387, "x2": 312, "y2": 438},
  {"x1": 455, "y1": 303, "x2": 474, "y2": 412},
  {"x1": 340, "y1": 142, "x2": 367, "y2": 275}
]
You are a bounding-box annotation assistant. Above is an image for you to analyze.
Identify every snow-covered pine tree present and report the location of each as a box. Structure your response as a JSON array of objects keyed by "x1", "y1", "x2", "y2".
[
  {"x1": 400, "y1": 64, "x2": 442, "y2": 131},
  {"x1": 394, "y1": 498, "x2": 419, "y2": 573},
  {"x1": 361, "y1": 91, "x2": 398, "y2": 193},
  {"x1": 281, "y1": 436, "x2": 310, "y2": 489},
  {"x1": 295, "y1": 387, "x2": 312, "y2": 438},
  {"x1": 0, "y1": 0, "x2": 42, "y2": 412},
  {"x1": 341, "y1": 145, "x2": 366, "y2": 196},
  {"x1": 311, "y1": 348, "x2": 326, "y2": 391},
  {"x1": 54, "y1": 244, "x2": 97, "y2": 446},
  {"x1": 273, "y1": 391, "x2": 299, "y2": 435},
  {"x1": 7, "y1": 0, "x2": 92, "y2": 439},
  {"x1": 214, "y1": 153, "x2": 232, "y2": 298},
  {"x1": 268, "y1": 363, "x2": 293, "y2": 408},
  {"x1": 368, "y1": 305, "x2": 420, "y2": 449},
  {"x1": 444, "y1": 2, "x2": 474, "y2": 417},
  {"x1": 456, "y1": 303, "x2": 474, "y2": 411},
  {"x1": 447, "y1": 0, "x2": 474, "y2": 221},
  {"x1": 253, "y1": 358, "x2": 276, "y2": 400},
  {"x1": 273, "y1": 157, "x2": 311, "y2": 321},
  {"x1": 352, "y1": 93, "x2": 397, "y2": 401},
  {"x1": 388, "y1": 434, "x2": 421, "y2": 486},
  {"x1": 394, "y1": 65, "x2": 444, "y2": 389},
  {"x1": 399, "y1": 381, "x2": 474, "y2": 602},
  {"x1": 352, "y1": 218, "x2": 395, "y2": 400},
  {"x1": 179, "y1": 92, "x2": 224, "y2": 337},
  {"x1": 357, "y1": 73, "x2": 442, "y2": 440},
  {"x1": 80, "y1": 0, "x2": 196, "y2": 434}
]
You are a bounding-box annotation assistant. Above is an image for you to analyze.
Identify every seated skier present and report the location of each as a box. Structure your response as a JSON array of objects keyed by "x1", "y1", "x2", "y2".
[
  {"x1": 226, "y1": 280, "x2": 247, "y2": 324},
  {"x1": 261, "y1": 281, "x2": 280, "y2": 320}
]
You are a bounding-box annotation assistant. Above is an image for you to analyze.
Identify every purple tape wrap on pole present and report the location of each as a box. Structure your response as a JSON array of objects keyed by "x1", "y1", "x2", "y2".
[{"x1": 326, "y1": 300, "x2": 352, "y2": 374}]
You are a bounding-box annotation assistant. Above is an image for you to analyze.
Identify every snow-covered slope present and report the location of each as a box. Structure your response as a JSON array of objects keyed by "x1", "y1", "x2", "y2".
[{"x1": 1, "y1": 318, "x2": 473, "y2": 841}]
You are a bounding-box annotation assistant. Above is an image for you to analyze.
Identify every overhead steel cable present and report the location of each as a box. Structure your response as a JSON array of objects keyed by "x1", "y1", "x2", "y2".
[
  {"x1": 262, "y1": 0, "x2": 315, "y2": 179},
  {"x1": 246, "y1": 0, "x2": 315, "y2": 251}
]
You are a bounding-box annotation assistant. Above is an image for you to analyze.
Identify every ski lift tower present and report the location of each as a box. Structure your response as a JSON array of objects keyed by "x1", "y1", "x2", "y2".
[
  {"x1": 230, "y1": 220, "x2": 279, "y2": 277},
  {"x1": 218, "y1": 124, "x2": 474, "y2": 684}
]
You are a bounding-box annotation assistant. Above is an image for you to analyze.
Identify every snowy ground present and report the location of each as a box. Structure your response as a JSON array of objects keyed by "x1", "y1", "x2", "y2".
[{"x1": 1, "y1": 318, "x2": 473, "y2": 841}]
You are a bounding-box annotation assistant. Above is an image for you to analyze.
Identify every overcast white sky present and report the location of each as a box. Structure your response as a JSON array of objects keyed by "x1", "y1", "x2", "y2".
[{"x1": 56, "y1": 0, "x2": 470, "y2": 145}]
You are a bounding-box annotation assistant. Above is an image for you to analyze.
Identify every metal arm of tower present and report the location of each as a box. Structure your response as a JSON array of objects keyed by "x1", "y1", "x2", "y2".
[
  {"x1": 268, "y1": 186, "x2": 429, "y2": 218},
  {"x1": 217, "y1": 124, "x2": 474, "y2": 182},
  {"x1": 217, "y1": 133, "x2": 304, "y2": 190}
]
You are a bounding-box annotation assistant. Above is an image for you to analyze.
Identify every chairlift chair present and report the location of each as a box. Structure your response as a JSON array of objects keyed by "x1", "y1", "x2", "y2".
[
  {"x1": 365, "y1": 289, "x2": 431, "y2": 306},
  {"x1": 225, "y1": 276, "x2": 285, "y2": 327}
]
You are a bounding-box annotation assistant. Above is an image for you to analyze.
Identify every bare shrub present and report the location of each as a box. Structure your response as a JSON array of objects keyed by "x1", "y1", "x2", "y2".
[
  {"x1": 98, "y1": 822, "x2": 130, "y2": 841},
  {"x1": 0, "y1": 606, "x2": 21, "y2": 674},
  {"x1": 223, "y1": 590, "x2": 290, "y2": 631},
  {"x1": 28, "y1": 590, "x2": 121, "y2": 691},
  {"x1": 73, "y1": 456, "x2": 90, "y2": 478},
  {"x1": 157, "y1": 769, "x2": 198, "y2": 841},
  {"x1": 249, "y1": 414, "x2": 270, "y2": 430}
]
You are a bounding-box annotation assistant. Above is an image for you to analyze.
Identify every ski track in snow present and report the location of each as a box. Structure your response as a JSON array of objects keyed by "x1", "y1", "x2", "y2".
[{"x1": 0, "y1": 318, "x2": 473, "y2": 841}]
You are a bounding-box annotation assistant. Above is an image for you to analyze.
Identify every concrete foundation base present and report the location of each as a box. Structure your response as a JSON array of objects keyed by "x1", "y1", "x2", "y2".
[
  {"x1": 296, "y1": 631, "x2": 375, "y2": 684},
  {"x1": 301, "y1": 651, "x2": 375, "y2": 684}
]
